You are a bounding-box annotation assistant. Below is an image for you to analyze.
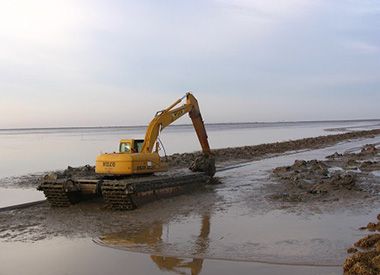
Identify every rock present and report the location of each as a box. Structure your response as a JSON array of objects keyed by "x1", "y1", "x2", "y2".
[
  {"x1": 326, "y1": 152, "x2": 343, "y2": 159},
  {"x1": 367, "y1": 222, "x2": 379, "y2": 232},
  {"x1": 347, "y1": 247, "x2": 358, "y2": 254},
  {"x1": 342, "y1": 216, "x2": 380, "y2": 273},
  {"x1": 361, "y1": 144, "x2": 378, "y2": 154},
  {"x1": 272, "y1": 166, "x2": 290, "y2": 174},
  {"x1": 372, "y1": 255, "x2": 380, "y2": 269},
  {"x1": 376, "y1": 242, "x2": 380, "y2": 253},
  {"x1": 344, "y1": 252, "x2": 363, "y2": 272},
  {"x1": 343, "y1": 251, "x2": 378, "y2": 273},
  {"x1": 293, "y1": 160, "x2": 307, "y2": 169},
  {"x1": 355, "y1": 234, "x2": 380, "y2": 249},
  {"x1": 348, "y1": 262, "x2": 376, "y2": 275}
]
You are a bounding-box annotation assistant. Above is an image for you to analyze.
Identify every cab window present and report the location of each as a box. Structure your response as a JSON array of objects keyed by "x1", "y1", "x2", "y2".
[
  {"x1": 120, "y1": 142, "x2": 131, "y2": 153},
  {"x1": 134, "y1": 140, "x2": 144, "y2": 153}
]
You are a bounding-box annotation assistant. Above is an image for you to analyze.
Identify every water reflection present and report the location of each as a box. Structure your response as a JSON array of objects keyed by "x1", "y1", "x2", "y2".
[
  {"x1": 99, "y1": 214, "x2": 211, "y2": 275},
  {"x1": 151, "y1": 256, "x2": 204, "y2": 275}
]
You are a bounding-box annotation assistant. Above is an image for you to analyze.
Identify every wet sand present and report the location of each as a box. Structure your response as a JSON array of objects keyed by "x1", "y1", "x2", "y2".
[{"x1": 1, "y1": 130, "x2": 380, "y2": 274}]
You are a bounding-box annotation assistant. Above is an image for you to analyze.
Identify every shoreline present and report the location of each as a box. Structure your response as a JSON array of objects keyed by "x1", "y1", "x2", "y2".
[{"x1": 0, "y1": 118, "x2": 379, "y2": 132}]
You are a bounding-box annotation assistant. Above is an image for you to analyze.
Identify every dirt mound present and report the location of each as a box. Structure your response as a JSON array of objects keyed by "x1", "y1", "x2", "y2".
[
  {"x1": 270, "y1": 144, "x2": 380, "y2": 205},
  {"x1": 361, "y1": 144, "x2": 378, "y2": 155},
  {"x1": 43, "y1": 165, "x2": 96, "y2": 181},
  {"x1": 309, "y1": 173, "x2": 356, "y2": 194},
  {"x1": 270, "y1": 143, "x2": 379, "y2": 204},
  {"x1": 272, "y1": 159, "x2": 358, "y2": 197},
  {"x1": 344, "y1": 215, "x2": 380, "y2": 275}
]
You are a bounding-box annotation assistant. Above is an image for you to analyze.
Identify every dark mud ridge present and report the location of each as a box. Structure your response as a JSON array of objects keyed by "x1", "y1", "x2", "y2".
[
  {"x1": 344, "y1": 215, "x2": 380, "y2": 275},
  {"x1": 167, "y1": 129, "x2": 380, "y2": 167},
  {"x1": 269, "y1": 144, "x2": 380, "y2": 204}
]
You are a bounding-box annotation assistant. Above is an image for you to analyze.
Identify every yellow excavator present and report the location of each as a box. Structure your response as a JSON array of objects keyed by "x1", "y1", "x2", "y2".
[
  {"x1": 95, "y1": 92, "x2": 213, "y2": 176},
  {"x1": 38, "y1": 92, "x2": 215, "y2": 210}
]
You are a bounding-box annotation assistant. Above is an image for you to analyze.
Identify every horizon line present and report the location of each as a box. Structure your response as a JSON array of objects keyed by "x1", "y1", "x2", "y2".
[{"x1": 0, "y1": 118, "x2": 379, "y2": 132}]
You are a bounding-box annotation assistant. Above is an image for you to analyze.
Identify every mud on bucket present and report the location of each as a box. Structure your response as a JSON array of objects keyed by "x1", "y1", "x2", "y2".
[{"x1": 189, "y1": 154, "x2": 216, "y2": 177}]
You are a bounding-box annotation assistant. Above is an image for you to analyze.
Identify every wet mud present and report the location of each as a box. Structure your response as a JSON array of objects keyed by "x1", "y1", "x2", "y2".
[
  {"x1": 269, "y1": 143, "x2": 380, "y2": 204},
  {"x1": 1, "y1": 129, "x2": 380, "y2": 274},
  {"x1": 344, "y1": 215, "x2": 380, "y2": 275}
]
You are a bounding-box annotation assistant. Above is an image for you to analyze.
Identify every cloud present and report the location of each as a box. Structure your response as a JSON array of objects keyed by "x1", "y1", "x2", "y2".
[{"x1": 0, "y1": 0, "x2": 379, "y2": 128}]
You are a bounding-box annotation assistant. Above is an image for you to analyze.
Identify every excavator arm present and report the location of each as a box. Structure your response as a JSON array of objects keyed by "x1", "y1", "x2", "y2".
[
  {"x1": 95, "y1": 91, "x2": 215, "y2": 177},
  {"x1": 141, "y1": 92, "x2": 211, "y2": 155}
]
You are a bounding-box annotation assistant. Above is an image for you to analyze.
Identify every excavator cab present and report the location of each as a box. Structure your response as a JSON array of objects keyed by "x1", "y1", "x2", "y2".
[{"x1": 96, "y1": 138, "x2": 165, "y2": 175}]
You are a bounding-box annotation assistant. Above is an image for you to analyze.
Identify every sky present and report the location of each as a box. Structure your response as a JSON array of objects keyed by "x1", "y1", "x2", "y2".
[{"x1": 0, "y1": 0, "x2": 379, "y2": 128}]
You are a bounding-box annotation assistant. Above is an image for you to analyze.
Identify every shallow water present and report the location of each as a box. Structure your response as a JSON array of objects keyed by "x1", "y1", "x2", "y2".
[
  {"x1": 2, "y1": 137, "x2": 378, "y2": 274},
  {"x1": 1, "y1": 122, "x2": 380, "y2": 274},
  {"x1": 372, "y1": 171, "x2": 380, "y2": 177},
  {"x1": 0, "y1": 188, "x2": 45, "y2": 208},
  {"x1": 0, "y1": 238, "x2": 341, "y2": 275},
  {"x1": 0, "y1": 120, "x2": 378, "y2": 179},
  {"x1": 94, "y1": 136, "x2": 380, "y2": 267}
]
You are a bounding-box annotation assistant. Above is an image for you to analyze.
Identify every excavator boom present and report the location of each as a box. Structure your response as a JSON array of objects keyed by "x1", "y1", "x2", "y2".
[
  {"x1": 93, "y1": 91, "x2": 213, "y2": 176},
  {"x1": 187, "y1": 93, "x2": 211, "y2": 155},
  {"x1": 141, "y1": 92, "x2": 211, "y2": 155}
]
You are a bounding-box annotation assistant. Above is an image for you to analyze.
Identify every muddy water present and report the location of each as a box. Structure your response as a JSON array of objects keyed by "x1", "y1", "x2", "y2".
[{"x1": 1, "y1": 136, "x2": 380, "y2": 274}]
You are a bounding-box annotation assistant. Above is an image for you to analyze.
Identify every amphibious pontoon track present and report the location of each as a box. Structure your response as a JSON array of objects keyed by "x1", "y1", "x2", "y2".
[
  {"x1": 38, "y1": 172, "x2": 210, "y2": 210},
  {"x1": 101, "y1": 173, "x2": 209, "y2": 210},
  {"x1": 37, "y1": 179, "x2": 80, "y2": 207}
]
